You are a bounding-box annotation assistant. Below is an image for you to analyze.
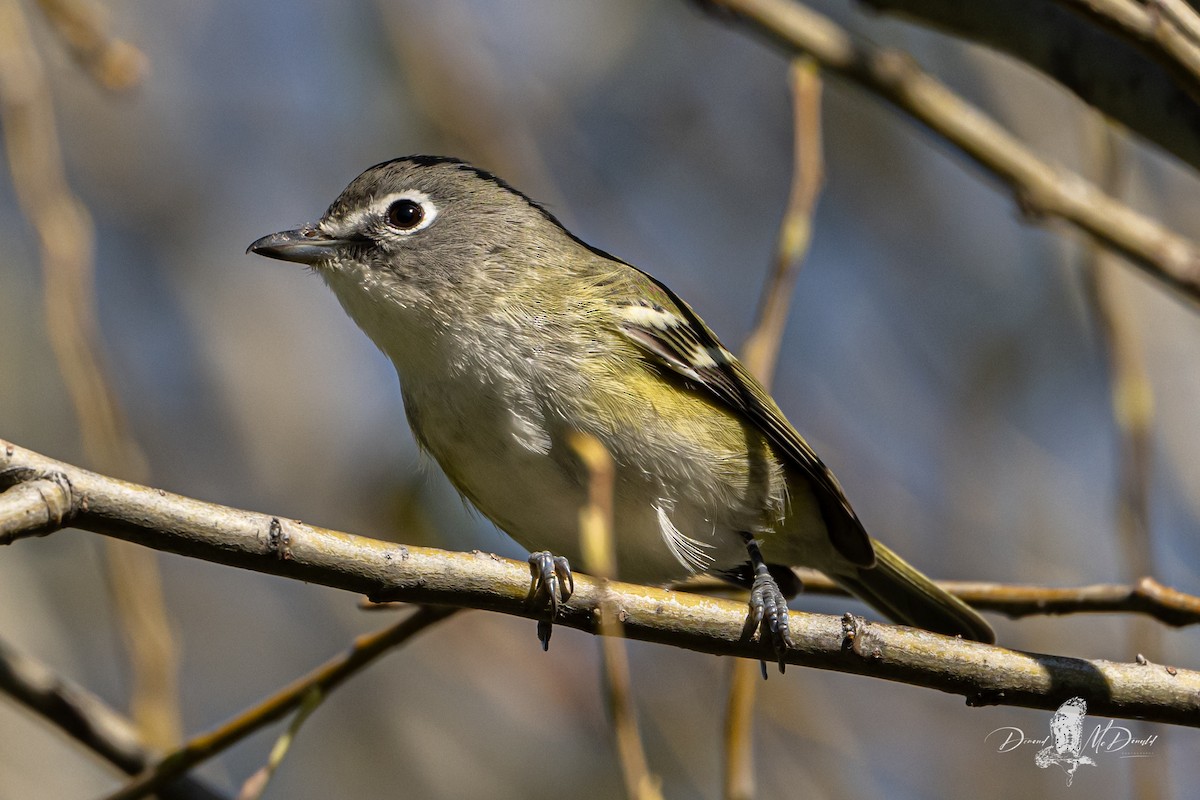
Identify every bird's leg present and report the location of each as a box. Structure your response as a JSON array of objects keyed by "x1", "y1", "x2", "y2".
[
  {"x1": 526, "y1": 551, "x2": 574, "y2": 650},
  {"x1": 741, "y1": 533, "x2": 794, "y2": 674}
]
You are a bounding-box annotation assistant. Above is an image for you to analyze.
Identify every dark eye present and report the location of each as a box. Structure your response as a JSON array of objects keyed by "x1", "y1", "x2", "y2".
[{"x1": 386, "y1": 199, "x2": 424, "y2": 230}]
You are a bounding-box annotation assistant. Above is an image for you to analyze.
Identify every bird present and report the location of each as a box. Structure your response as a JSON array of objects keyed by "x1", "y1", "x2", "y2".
[{"x1": 248, "y1": 155, "x2": 994, "y2": 668}]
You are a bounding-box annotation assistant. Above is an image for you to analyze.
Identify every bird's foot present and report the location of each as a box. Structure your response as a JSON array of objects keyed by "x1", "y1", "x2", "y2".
[
  {"x1": 738, "y1": 533, "x2": 794, "y2": 676},
  {"x1": 747, "y1": 569, "x2": 794, "y2": 675},
  {"x1": 526, "y1": 551, "x2": 574, "y2": 650}
]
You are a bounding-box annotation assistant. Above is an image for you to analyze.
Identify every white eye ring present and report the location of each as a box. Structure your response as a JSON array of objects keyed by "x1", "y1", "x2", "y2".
[{"x1": 375, "y1": 190, "x2": 438, "y2": 235}]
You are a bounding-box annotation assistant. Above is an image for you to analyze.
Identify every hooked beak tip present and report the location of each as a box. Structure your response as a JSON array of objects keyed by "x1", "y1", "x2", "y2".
[{"x1": 247, "y1": 227, "x2": 343, "y2": 265}]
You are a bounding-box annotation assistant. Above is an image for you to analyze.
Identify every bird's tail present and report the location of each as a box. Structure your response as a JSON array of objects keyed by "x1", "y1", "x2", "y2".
[{"x1": 833, "y1": 539, "x2": 994, "y2": 644}]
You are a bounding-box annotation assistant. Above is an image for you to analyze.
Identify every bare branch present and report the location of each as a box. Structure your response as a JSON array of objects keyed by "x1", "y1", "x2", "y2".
[
  {"x1": 0, "y1": 474, "x2": 72, "y2": 542},
  {"x1": 695, "y1": 0, "x2": 1200, "y2": 307},
  {"x1": 745, "y1": 571, "x2": 1200, "y2": 627},
  {"x1": 34, "y1": 0, "x2": 147, "y2": 90},
  {"x1": 862, "y1": 0, "x2": 1200, "y2": 175},
  {"x1": 0, "y1": 0, "x2": 178, "y2": 747},
  {"x1": 1156, "y1": 0, "x2": 1200, "y2": 46},
  {"x1": 721, "y1": 658, "x2": 757, "y2": 800},
  {"x1": 0, "y1": 637, "x2": 227, "y2": 800},
  {"x1": 741, "y1": 57, "x2": 824, "y2": 386},
  {"x1": 2, "y1": 440, "x2": 1199, "y2": 727},
  {"x1": 101, "y1": 606, "x2": 457, "y2": 800},
  {"x1": 1052, "y1": 0, "x2": 1200, "y2": 97},
  {"x1": 727, "y1": 57, "x2": 826, "y2": 800},
  {"x1": 573, "y1": 432, "x2": 663, "y2": 800},
  {"x1": 954, "y1": 577, "x2": 1200, "y2": 626},
  {"x1": 235, "y1": 688, "x2": 324, "y2": 800}
]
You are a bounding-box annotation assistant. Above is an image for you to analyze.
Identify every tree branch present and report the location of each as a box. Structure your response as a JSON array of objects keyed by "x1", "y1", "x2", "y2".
[
  {"x1": 1054, "y1": 0, "x2": 1200, "y2": 99},
  {"x1": 694, "y1": 0, "x2": 1200, "y2": 307},
  {"x1": 740, "y1": 56, "x2": 824, "y2": 388},
  {"x1": 1156, "y1": 0, "x2": 1200, "y2": 47},
  {"x1": 0, "y1": 0, "x2": 180, "y2": 748},
  {"x1": 2, "y1": 439, "x2": 1198, "y2": 727},
  {"x1": 0, "y1": 637, "x2": 227, "y2": 800},
  {"x1": 572, "y1": 432, "x2": 663, "y2": 800},
  {"x1": 864, "y1": 0, "x2": 1200, "y2": 178},
  {"x1": 775, "y1": 571, "x2": 1200, "y2": 627},
  {"x1": 861, "y1": 0, "x2": 1200, "y2": 174},
  {"x1": 682, "y1": 570, "x2": 1200, "y2": 626},
  {"x1": 32, "y1": 0, "x2": 146, "y2": 91},
  {"x1": 101, "y1": 606, "x2": 457, "y2": 800},
  {"x1": 728, "y1": 57, "x2": 826, "y2": 800}
]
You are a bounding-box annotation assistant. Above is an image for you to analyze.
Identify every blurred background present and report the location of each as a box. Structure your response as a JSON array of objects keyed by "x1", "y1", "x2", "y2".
[{"x1": 1, "y1": 1, "x2": 1198, "y2": 798}]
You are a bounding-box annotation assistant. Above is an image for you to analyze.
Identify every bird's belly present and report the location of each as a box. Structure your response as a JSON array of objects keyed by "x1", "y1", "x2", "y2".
[
  {"x1": 471, "y1": 456, "x2": 746, "y2": 585},
  {"x1": 404, "y1": 388, "x2": 748, "y2": 584}
]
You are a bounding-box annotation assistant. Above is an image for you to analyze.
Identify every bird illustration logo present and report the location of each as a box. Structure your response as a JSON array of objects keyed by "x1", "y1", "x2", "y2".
[{"x1": 1035, "y1": 697, "x2": 1096, "y2": 785}]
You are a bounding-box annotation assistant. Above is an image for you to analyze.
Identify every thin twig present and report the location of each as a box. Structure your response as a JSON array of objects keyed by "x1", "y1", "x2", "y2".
[
  {"x1": 1054, "y1": 0, "x2": 1200, "y2": 98},
  {"x1": 866, "y1": 0, "x2": 1200, "y2": 175},
  {"x1": 0, "y1": 0, "x2": 178, "y2": 748},
  {"x1": 726, "y1": 56, "x2": 825, "y2": 800},
  {"x1": 696, "y1": 0, "x2": 1200, "y2": 307},
  {"x1": 1080, "y1": 124, "x2": 1156, "y2": 582},
  {"x1": 0, "y1": 0, "x2": 138, "y2": 478},
  {"x1": 101, "y1": 606, "x2": 458, "y2": 800},
  {"x1": 0, "y1": 637, "x2": 228, "y2": 800},
  {"x1": 956, "y1": 576, "x2": 1200, "y2": 625},
  {"x1": 1082, "y1": 120, "x2": 1164, "y2": 799},
  {"x1": 1155, "y1": 0, "x2": 1200, "y2": 46},
  {"x1": 721, "y1": 658, "x2": 758, "y2": 800},
  {"x1": 235, "y1": 688, "x2": 325, "y2": 800},
  {"x1": 33, "y1": 0, "x2": 146, "y2": 90},
  {"x1": 572, "y1": 432, "x2": 663, "y2": 800},
  {"x1": 3, "y1": 445, "x2": 1199, "y2": 726},
  {"x1": 686, "y1": 571, "x2": 1200, "y2": 626},
  {"x1": 741, "y1": 57, "x2": 824, "y2": 387}
]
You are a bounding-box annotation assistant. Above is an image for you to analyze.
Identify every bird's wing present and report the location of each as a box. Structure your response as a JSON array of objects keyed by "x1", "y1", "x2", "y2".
[{"x1": 615, "y1": 267, "x2": 875, "y2": 567}]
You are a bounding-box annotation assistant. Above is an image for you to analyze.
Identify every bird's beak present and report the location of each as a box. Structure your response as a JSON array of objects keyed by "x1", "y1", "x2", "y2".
[{"x1": 246, "y1": 226, "x2": 346, "y2": 265}]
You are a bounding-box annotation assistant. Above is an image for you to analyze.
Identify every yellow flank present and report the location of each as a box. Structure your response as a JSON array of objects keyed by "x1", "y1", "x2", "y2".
[{"x1": 581, "y1": 340, "x2": 789, "y2": 534}]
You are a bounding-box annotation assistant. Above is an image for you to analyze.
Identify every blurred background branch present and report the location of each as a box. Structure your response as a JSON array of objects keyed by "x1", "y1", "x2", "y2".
[
  {"x1": 699, "y1": 0, "x2": 1200, "y2": 306},
  {"x1": 701, "y1": 571, "x2": 1200, "y2": 626},
  {"x1": 740, "y1": 57, "x2": 825, "y2": 386},
  {"x1": 573, "y1": 432, "x2": 663, "y2": 800},
  {"x1": 0, "y1": 636, "x2": 227, "y2": 800},
  {"x1": 1081, "y1": 115, "x2": 1164, "y2": 800},
  {"x1": 34, "y1": 0, "x2": 145, "y2": 90},
  {"x1": 234, "y1": 686, "x2": 324, "y2": 800},
  {"x1": 103, "y1": 605, "x2": 457, "y2": 800},
  {"x1": 0, "y1": 0, "x2": 179, "y2": 753},
  {"x1": 1053, "y1": 0, "x2": 1200, "y2": 98},
  {"x1": 863, "y1": 0, "x2": 1200, "y2": 174},
  {"x1": 725, "y1": 55, "x2": 824, "y2": 800}
]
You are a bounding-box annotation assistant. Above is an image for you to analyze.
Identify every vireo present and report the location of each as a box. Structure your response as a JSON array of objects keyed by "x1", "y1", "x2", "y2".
[{"x1": 249, "y1": 156, "x2": 994, "y2": 666}]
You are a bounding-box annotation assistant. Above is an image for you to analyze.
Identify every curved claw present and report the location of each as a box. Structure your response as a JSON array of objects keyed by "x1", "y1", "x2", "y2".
[
  {"x1": 527, "y1": 551, "x2": 574, "y2": 650},
  {"x1": 738, "y1": 534, "x2": 794, "y2": 675},
  {"x1": 749, "y1": 570, "x2": 794, "y2": 675}
]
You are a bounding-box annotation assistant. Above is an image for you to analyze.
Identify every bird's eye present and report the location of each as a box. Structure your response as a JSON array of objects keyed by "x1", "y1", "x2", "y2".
[{"x1": 386, "y1": 199, "x2": 425, "y2": 230}]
